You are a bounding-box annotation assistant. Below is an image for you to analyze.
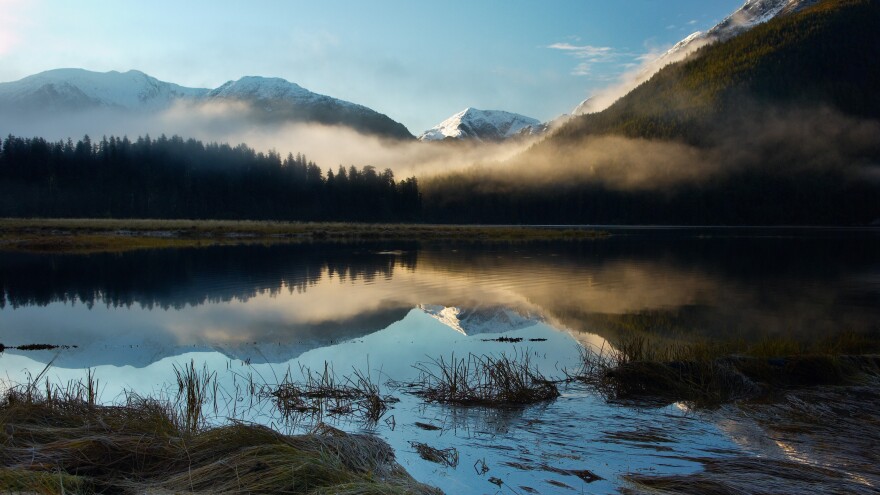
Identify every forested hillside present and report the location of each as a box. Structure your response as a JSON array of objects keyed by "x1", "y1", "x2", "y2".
[{"x1": 553, "y1": 0, "x2": 880, "y2": 145}]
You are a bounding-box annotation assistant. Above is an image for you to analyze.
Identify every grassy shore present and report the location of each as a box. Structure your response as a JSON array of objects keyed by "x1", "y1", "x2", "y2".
[
  {"x1": 0, "y1": 218, "x2": 606, "y2": 253},
  {"x1": 573, "y1": 332, "x2": 880, "y2": 407},
  {"x1": 0, "y1": 386, "x2": 440, "y2": 495}
]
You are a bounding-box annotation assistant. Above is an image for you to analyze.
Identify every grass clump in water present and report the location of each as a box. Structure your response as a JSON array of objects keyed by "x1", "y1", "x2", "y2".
[
  {"x1": 409, "y1": 442, "x2": 459, "y2": 468},
  {"x1": 265, "y1": 362, "x2": 396, "y2": 427},
  {"x1": 411, "y1": 351, "x2": 560, "y2": 406},
  {"x1": 0, "y1": 379, "x2": 440, "y2": 494}
]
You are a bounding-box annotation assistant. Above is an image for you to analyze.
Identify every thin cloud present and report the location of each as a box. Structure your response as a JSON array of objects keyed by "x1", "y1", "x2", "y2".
[
  {"x1": 547, "y1": 43, "x2": 615, "y2": 59},
  {"x1": 547, "y1": 42, "x2": 619, "y2": 77}
]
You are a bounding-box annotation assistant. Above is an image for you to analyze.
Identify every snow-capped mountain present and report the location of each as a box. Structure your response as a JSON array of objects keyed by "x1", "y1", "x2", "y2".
[
  {"x1": 0, "y1": 69, "x2": 413, "y2": 139},
  {"x1": 572, "y1": 0, "x2": 818, "y2": 115},
  {"x1": 206, "y1": 76, "x2": 413, "y2": 139},
  {"x1": 418, "y1": 305, "x2": 543, "y2": 336},
  {"x1": 0, "y1": 68, "x2": 207, "y2": 112},
  {"x1": 419, "y1": 108, "x2": 542, "y2": 142}
]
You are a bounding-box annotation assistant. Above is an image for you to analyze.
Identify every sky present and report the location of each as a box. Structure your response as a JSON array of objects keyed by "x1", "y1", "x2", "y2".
[{"x1": 0, "y1": 0, "x2": 743, "y2": 134}]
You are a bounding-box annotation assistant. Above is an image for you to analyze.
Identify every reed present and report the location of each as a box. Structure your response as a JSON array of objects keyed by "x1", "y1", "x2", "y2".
[
  {"x1": 411, "y1": 351, "x2": 560, "y2": 406},
  {"x1": 173, "y1": 359, "x2": 216, "y2": 433}
]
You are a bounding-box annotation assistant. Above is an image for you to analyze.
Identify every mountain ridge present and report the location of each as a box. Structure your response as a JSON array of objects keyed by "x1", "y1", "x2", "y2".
[
  {"x1": 554, "y1": 0, "x2": 880, "y2": 145},
  {"x1": 0, "y1": 69, "x2": 414, "y2": 140}
]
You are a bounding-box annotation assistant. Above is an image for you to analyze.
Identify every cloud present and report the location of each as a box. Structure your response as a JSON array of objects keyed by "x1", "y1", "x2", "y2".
[{"x1": 547, "y1": 42, "x2": 621, "y2": 77}]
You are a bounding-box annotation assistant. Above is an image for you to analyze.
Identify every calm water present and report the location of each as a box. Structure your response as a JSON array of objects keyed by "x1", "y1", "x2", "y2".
[{"x1": 1, "y1": 228, "x2": 879, "y2": 493}]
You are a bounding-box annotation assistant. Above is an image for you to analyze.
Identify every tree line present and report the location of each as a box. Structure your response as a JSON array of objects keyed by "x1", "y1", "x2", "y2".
[{"x1": 0, "y1": 133, "x2": 421, "y2": 221}]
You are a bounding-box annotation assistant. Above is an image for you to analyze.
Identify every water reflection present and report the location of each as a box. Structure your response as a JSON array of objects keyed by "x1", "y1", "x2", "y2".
[
  {"x1": 2, "y1": 233, "x2": 878, "y2": 365},
  {"x1": 1, "y1": 230, "x2": 879, "y2": 493}
]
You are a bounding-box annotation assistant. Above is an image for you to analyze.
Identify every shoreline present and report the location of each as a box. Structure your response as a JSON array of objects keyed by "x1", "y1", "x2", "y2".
[{"x1": 0, "y1": 218, "x2": 607, "y2": 253}]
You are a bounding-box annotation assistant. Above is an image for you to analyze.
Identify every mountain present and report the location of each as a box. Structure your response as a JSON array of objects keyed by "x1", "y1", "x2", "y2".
[
  {"x1": 657, "y1": 0, "x2": 819, "y2": 67},
  {"x1": 572, "y1": 0, "x2": 819, "y2": 115},
  {"x1": 419, "y1": 107, "x2": 542, "y2": 141},
  {"x1": 0, "y1": 68, "x2": 207, "y2": 112},
  {"x1": 205, "y1": 76, "x2": 413, "y2": 139},
  {"x1": 0, "y1": 69, "x2": 413, "y2": 140},
  {"x1": 555, "y1": 0, "x2": 880, "y2": 144}
]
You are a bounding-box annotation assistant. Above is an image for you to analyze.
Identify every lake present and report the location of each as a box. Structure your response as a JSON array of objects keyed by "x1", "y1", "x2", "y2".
[{"x1": 1, "y1": 227, "x2": 879, "y2": 494}]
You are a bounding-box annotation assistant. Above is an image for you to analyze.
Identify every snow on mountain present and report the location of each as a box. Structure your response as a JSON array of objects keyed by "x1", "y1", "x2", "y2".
[
  {"x1": 206, "y1": 76, "x2": 365, "y2": 112},
  {"x1": 657, "y1": 0, "x2": 818, "y2": 73},
  {"x1": 419, "y1": 107, "x2": 542, "y2": 142},
  {"x1": 0, "y1": 70, "x2": 414, "y2": 139},
  {"x1": 0, "y1": 68, "x2": 207, "y2": 111},
  {"x1": 418, "y1": 305, "x2": 543, "y2": 336},
  {"x1": 571, "y1": 0, "x2": 818, "y2": 115},
  {"x1": 203, "y1": 76, "x2": 413, "y2": 139}
]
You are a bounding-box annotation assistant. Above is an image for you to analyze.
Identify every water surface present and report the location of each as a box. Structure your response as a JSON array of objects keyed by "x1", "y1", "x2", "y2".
[{"x1": 2, "y1": 228, "x2": 878, "y2": 493}]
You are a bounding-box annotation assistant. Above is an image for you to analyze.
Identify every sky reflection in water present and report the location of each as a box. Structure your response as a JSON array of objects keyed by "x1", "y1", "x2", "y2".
[{"x1": 1, "y1": 231, "x2": 878, "y2": 493}]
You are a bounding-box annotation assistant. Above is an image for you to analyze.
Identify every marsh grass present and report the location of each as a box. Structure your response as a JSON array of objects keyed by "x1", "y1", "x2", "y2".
[
  {"x1": 411, "y1": 351, "x2": 560, "y2": 406},
  {"x1": 265, "y1": 362, "x2": 396, "y2": 427},
  {"x1": 0, "y1": 378, "x2": 440, "y2": 495},
  {"x1": 574, "y1": 332, "x2": 880, "y2": 407},
  {"x1": 173, "y1": 360, "x2": 216, "y2": 433}
]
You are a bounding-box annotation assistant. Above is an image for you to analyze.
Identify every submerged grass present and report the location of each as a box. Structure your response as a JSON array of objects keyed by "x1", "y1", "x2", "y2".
[
  {"x1": 0, "y1": 217, "x2": 607, "y2": 253},
  {"x1": 409, "y1": 442, "x2": 459, "y2": 468},
  {"x1": 0, "y1": 381, "x2": 441, "y2": 495},
  {"x1": 411, "y1": 351, "x2": 560, "y2": 406}
]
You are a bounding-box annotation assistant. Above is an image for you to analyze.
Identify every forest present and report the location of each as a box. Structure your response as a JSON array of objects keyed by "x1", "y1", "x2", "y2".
[
  {"x1": 1, "y1": 129, "x2": 878, "y2": 225},
  {"x1": 0, "y1": 134, "x2": 421, "y2": 221}
]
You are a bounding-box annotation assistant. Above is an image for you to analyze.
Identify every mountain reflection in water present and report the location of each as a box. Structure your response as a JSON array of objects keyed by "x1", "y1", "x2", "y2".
[{"x1": 1, "y1": 229, "x2": 879, "y2": 493}]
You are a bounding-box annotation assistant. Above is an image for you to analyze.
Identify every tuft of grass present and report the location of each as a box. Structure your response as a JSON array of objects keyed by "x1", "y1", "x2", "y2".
[
  {"x1": 411, "y1": 351, "x2": 560, "y2": 406},
  {"x1": 173, "y1": 359, "x2": 216, "y2": 434},
  {"x1": 266, "y1": 362, "x2": 396, "y2": 427}
]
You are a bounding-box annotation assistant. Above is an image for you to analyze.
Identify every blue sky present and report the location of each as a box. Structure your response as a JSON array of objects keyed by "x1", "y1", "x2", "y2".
[{"x1": 0, "y1": 0, "x2": 743, "y2": 133}]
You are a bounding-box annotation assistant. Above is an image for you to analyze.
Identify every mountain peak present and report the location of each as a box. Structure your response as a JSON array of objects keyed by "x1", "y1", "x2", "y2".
[{"x1": 419, "y1": 107, "x2": 541, "y2": 141}]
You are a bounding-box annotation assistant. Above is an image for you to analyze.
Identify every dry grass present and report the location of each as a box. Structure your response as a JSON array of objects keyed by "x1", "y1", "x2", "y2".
[
  {"x1": 265, "y1": 362, "x2": 396, "y2": 427},
  {"x1": 411, "y1": 351, "x2": 560, "y2": 406},
  {"x1": 0, "y1": 382, "x2": 441, "y2": 495},
  {"x1": 623, "y1": 456, "x2": 879, "y2": 495},
  {"x1": 0, "y1": 217, "x2": 607, "y2": 253},
  {"x1": 572, "y1": 333, "x2": 880, "y2": 407},
  {"x1": 409, "y1": 442, "x2": 459, "y2": 468}
]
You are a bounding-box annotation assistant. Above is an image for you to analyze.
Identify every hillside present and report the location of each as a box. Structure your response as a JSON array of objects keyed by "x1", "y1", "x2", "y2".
[{"x1": 553, "y1": 0, "x2": 880, "y2": 145}]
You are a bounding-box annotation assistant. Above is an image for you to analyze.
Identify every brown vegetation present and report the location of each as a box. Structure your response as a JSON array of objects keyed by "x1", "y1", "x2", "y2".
[
  {"x1": 411, "y1": 352, "x2": 560, "y2": 406},
  {"x1": 0, "y1": 383, "x2": 440, "y2": 494}
]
